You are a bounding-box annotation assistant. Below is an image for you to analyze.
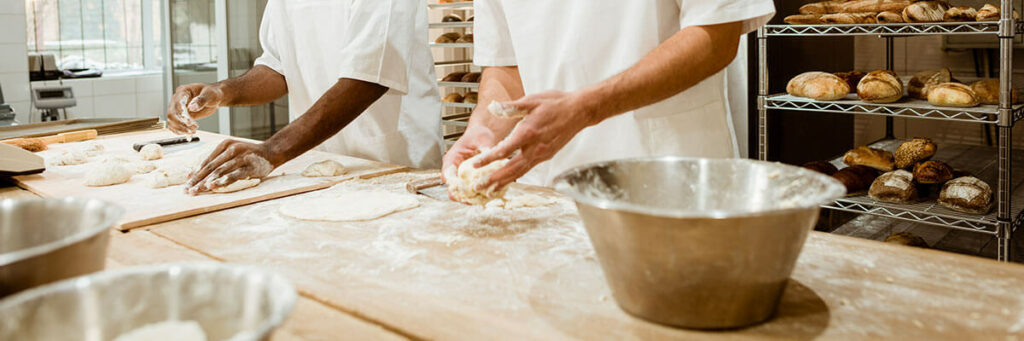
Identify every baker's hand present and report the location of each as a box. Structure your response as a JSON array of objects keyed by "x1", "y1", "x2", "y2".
[
  {"x1": 167, "y1": 83, "x2": 224, "y2": 134},
  {"x1": 442, "y1": 124, "x2": 501, "y2": 201},
  {"x1": 473, "y1": 90, "x2": 597, "y2": 190},
  {"x1": 185, "y1": 140, "x2": 275, "y2": 195}
]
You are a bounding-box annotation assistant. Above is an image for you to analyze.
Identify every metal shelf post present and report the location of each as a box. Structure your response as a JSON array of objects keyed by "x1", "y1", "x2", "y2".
[{"x1": 757, "y1": 27, "x2": 768, "y2": 161}]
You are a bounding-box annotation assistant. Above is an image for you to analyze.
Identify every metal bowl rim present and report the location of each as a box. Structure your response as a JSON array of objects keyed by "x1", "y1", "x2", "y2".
[
  {"x1": 0, "y1": 262, "x2": 298, "y2": 338},
  {"x1": 0, "y1": 197, "x2": 123, "y2": 267},
  {"x1": 552, "y1": 156, "x2": 846, "y2": 219}
]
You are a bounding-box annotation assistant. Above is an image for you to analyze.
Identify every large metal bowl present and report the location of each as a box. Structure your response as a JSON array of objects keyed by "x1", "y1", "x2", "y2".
[
  {"x1": 0, "y1": 262, "x2": 297, "y2": 340},
  {"x1": 554, "y1": 157, "x2": 845, "y2": 329},
  {"x1": 0, "y1": 197, "x2": 123, "y2": 298}
]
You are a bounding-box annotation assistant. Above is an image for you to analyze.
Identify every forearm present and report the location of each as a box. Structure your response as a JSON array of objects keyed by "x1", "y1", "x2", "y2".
[
  {"x1": 576, "y1": 22, "x2": 743, "y2": 124},
  {"x1": 467, "y1": 66, "x2": 526, "y2": 139},
  {"x1": 214, "y1": 65, "x2": 289, "y2": 107},
  {"x1": 261, "y1": 78, "x2": 388, "y2": 167}
]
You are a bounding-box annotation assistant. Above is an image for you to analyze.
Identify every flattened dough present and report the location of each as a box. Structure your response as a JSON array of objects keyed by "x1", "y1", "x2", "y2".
[
  {"x1": 302, "y1": 159, "x2": 347, "y2": 177},
  {"x1": 139, "y1": 143, "x2": 163, "y2": 160},
  {"x1": 84, "y1": 162, "x2": 135, "y2": 186},
  {"x1": 50, "y1": 150, "x2": 88, "y2": 166},
  {"x1": 144, "y1": 166, "x2": 190, "y2": 188},
  {"x1": 279, "y1": 191, "x2": 420, "y2": 221},
  {"x1": 211, "y1": 178, "x2": 261, "y2": 193}
]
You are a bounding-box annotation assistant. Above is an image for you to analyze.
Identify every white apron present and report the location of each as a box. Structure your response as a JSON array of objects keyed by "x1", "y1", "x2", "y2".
[
  {"x1": 474, "y1": 0, "x2": 775, "y2": 185},
  {"x1": 254, "y1": 0, "x2": 442, "y2": 168}
]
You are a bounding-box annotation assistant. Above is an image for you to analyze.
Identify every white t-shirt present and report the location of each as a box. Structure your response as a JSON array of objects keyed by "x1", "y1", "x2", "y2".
[
  {"x1": 255, "y1": 0, "x2": 442, "y2": 168},
  {"x1": 474, "y1": 0, "x2": 775, "y2": 185}
]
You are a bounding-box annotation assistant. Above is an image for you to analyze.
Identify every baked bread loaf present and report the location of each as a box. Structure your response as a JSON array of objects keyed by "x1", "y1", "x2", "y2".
[
  {"x1": 467, "y1": 16, "x2": 474, "y2": 22},
  {"x1": 840, "y1": 0, "x2": 911, "y2": 13},
  {"x1": 442, "y1": 72, "x2": 468, "y2": 82},
  {"x1": 835, "y1": 71, "x2": 866, "y2": 92},
  {"x1": 869, "y1": 170, "x2": 918, "y2": 204},
  {"x1": 913, "y1": 160, "x2": 954, "y2": 184},
  {"x1": 857, "y1": 70, "x2": 903, "y2": 103},
  {"x1": 822, "y1": 12, "x2": 878, "y2": 24},
  {"x1": 970, "y1": 79, "x2": 1021, "y2": 105},
  {"x1": 944, "y1": 6, "x2": 978, "y2": 21},
  {"x1": 456, "y1": 33, "x2": 473, "y2": 43},
  {"x1": 938, "y1": 176, "x2": 993, "y2": 214},
  {"x1": 833, "y1": 165, "x2": 879, "y2": 194},
  {"x1": 787, "y1": 72, "x2": 850, "y2": 101},
  {"x1": 894, "y1": 138, "x2": 937, "y2": 169},
  {"x1": 907, "y1": 68, "x2": 952, "y2": 99},
  {"x1": 799, "y1": 0, "x2": 847, "y2": 14},
  {"x1": 977, "y1": 4, "x2": 1020, "y2": 21},
  {"x1": 927, "y1": 82, "x2": 979, "y2": 107},
  {"x1": 462, "y1": 92, "x2": 478, "y2": 104},
  {"x1": 877, "y1": 11, "x2": 905, "y2": 23},
  {"x1": 785, "y1": 14, "x2": 823, "y2": 25},
  {"x1": 442, "y1": 93, "x2": 463, "y2": 103},
  {"x1": 802, "y1": 160, "x2": 840, "y2": 176},
  {"x1": 843, "y1": 146, "x2": 895, "y2": 171},
  {"x1": 435, "y1": 32, "x2": 462, "y2": 44},
  {"x1": 902, "y1": 1, "x2": 948, "y2": 23},
  {"x1": 442, "y1": 14, "x2": 463, "y2": 22},
  {"x1": 460, "y1": 72, "x2": 481, "y2": 83},
  {"x1": 884, "y1": 232, "x2": 929, "y2": 248}
]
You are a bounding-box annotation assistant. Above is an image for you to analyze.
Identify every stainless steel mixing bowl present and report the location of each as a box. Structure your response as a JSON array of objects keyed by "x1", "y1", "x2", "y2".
[
  {"x1": 0, "y1": 262, "x2": 297, "y2": 340},
  {"x1": 554, "y1": 157, "x2": 845, "y2": 329},
  {"x1": 0, "y1": 197, "x2": 123, "y2": 298}
]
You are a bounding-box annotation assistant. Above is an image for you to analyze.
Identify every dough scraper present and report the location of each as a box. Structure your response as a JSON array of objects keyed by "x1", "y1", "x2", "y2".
[{"x1": 406, "y1": 176, "x2": 449, "y2": 201}]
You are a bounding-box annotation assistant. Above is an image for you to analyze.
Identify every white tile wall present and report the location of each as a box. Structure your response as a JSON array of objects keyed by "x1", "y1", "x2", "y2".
[
  {"x1": 0, "y1": 73, "x2": 30, "y2": 102},
  {"x1": 0, "y1": 43, "x2": 27, "y2": 73},
  {"x1": 0, "y1": 14, "x2": 26, "y2": 44},
  {"x1": 28, "y1": 73, "x2": 167, "y2": 121},
  {"x1": 93, "y1": 94, "x2": 137, "y2": 118},
  {"x1": 91, "y1": 77, "x2": 137, "y2": 96},
  {"x1": 135, "y1": 91, "x2": 164, "y2": 118}
]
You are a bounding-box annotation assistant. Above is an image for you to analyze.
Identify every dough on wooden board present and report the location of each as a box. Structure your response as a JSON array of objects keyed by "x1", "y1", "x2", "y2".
[
  {"x1": 50, "y1": 150, "x2": 88, "y2": 166},
  {"x1": 279, "y1": 191, "x2": 420, "y2": 221},
  {"x1": 112, "y1": 320, "x2": 206, "y2": 341},
  {"x1": 139, "y1": 143, "x2": 163, "y2": 160},
  {"x1": 144, "y1": 166, "x2": 190, "y2": 188},
  {"x1": 302, "y1": 160, "x2": 347, "y2": 177},
  {"x1": 446, "y1": 149, "x2": 510, "y2": 205},
  {"x1": 82, "y1": 143, "x2": 105, "y2": 156},
  {"x1": 84, "y1": 161, "x2": 135, "y2": 186},
  {"x1": 211, "y1": 178, "x2": 261, "y2": 193}
]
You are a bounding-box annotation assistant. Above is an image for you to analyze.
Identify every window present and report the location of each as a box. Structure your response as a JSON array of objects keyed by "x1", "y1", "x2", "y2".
[{"x1": 25, "y1": 0, "x2": 148, "y2": 72}]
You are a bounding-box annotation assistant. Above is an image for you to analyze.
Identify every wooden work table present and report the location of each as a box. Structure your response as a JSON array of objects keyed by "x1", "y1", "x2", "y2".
[{"x1": 3, "y1": 155, "x2": 1024, "y2": 340}]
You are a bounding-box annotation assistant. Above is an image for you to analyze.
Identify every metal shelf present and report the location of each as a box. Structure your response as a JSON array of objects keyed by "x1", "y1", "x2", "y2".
[
  {"x1": 428, "y1": 2, "x2": 473, "y2": 10},
  {"x1": 438, "y1": 80, "x2": 479, "y2": 89},
  {"x1": 821, "y1": 141, "x2": 1024, "y2": 235},
  {"x1": 765, "y1": 21, "x2": 1024, "y2": 37},
  {"x1": 430, "y1": 43, "x2": 474, "y2": 48},
  {"x1": 430, "y1": 22, "x2": 473, "y2": 29},
  {"x1": 442, "y1": 102, "x2": 476, "y2": 109},
  {"x1": 764, "y1": 93, "x2": 1024, "y2": 124}
]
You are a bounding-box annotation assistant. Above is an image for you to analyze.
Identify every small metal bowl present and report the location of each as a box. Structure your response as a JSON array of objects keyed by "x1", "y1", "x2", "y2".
[
  {"x1": 0, "y1": 197, "x2": 123, "y2": 298},
  {"x1": 554, "y1": 157, "x2": 845, "y2": 329},
  {"x1": 0, "y1": 262, "x2": 297, "y2": 340}
]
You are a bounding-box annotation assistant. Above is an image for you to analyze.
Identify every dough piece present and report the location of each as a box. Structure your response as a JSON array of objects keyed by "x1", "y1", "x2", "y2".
[
  {"x1": 502, "y1": 192, "x2": 556, "y2": 209},
  {"x1": 210, "y1": 178, "x2": 261, "y2": 193},
  {"x1": 279, "y1": 191, "x2": 420, "y2": 221},
  {"x1": 487, "y1": 101, "x2": 528, "y2": 119},
  {"x1": 302, "y1": 160, "x2": 348, "y2": 177},
  {"x1": 787, "y1": 72, "x2": 850, "y2": 101},
  {"x1": 857, "y1": 70, "x2": 903, "y2": 103},
  {"x1": 112, "y1": 320, "x2": 206, "y2": 341},
  {"x1": 894, "y1": 138, "x2": 937, "y2": 169},
  {"x1": 139, "y1": 143, "x2": 163, "y2": 160},
  {"x1": 144, "y1": 167, "x2": 190, "y2": 188},
  {"x1": 84, "y1": 161, "x2": 135, "y2": 187},
  {"x1": 446, "y1": 149, "x2": 511, "y2": 205},
  {"x1": 884, "y1": 232, "x2": 929, "y2": 248},
  {"x1": 927, "y1": 82, "x2": 979, "y2": 107},
  {"x1": 938, "y1": 176, "x2": 993, "y2": 214},
  {"x1": 869, "y1": 170, "x2": 918, "y2": 204},
  {"x1": 50, "y1": 150, "x2": 88, "y2": 166},
  {"x1": 843, "y1": 146, "x2": 895, "y2": 171},
  {"x1": 82, "y1": 143, "x2": 105, "y2": 156},
  {"x1": 902, "y1": 1, "x2": 947, "y2": 22},
  {"x1": 133, "y1": 162, "x2": 157, "y2": 174}
]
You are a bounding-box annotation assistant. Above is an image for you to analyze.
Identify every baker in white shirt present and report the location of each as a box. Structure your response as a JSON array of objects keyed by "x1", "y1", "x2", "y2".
[
  {"x1": 444, "y1": 0, "x2": 775, "y2": 194},
  {"x1": 166, "y1": 0, "x2": 441, "y2": 194}
]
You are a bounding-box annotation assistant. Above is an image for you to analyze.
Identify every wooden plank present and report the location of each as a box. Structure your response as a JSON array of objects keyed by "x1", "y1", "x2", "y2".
[
  {"x1": 12, "y1": 129, "x2": 406, "y2": 230},
  {"x1": 147, "y1": 171, "x2": 1024, "y2": 340},
  {"x1": 0, "y1": 118, "x2": 160, "y2": 140}
]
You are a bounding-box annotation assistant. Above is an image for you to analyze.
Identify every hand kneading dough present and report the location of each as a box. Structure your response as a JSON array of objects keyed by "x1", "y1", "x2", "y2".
[
  {"x1": 446, "y1": 150, "x2": 511, "y2": 205},
  {"x1": 279, "y1": 191, "x2": 420, "y2": 221},
  {"x1": 84, "y1": 162, "x2": 135, "y2": 186},
  {"x1": 112, "y1": 320, "x2": 206, "y2": 341},
  {"x1": 302, "y1": 160, "x2": 348, "y2": 177},
  {"x1": 50, "y1": 150, "x2": 88, "y2": 166},
  {"x1": 139, "y1": 143, "x2": 163, "y2": 160},
  {"x1": 144, "y1": 167, "x2": 190, "y2": 188},
  {"x1": 210, "y1": 178, "x2": 261, "y2": 193}
]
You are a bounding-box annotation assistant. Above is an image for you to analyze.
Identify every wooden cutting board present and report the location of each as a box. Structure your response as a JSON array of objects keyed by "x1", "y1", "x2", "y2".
[{"x1": 12, "y1": 129, "x2": 405, "y2": 230}]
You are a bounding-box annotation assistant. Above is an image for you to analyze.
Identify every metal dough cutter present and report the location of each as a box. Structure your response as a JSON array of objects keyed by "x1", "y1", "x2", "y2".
[
  {"x1": 0, "y1": 143, "x2": 44, "y2": 177},
  {"x1": 406, "y1": 176, "x2": 449, "y2": 201}
]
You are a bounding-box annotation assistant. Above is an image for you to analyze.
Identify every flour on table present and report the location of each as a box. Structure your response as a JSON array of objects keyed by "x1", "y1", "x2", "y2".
[
  {"x1": 144, "y1": 166, "x2": 190, "y2": 188},
  {"x1": 301, "y1": 159, "x2": 347, "y2": 177},
  {"x1": 279, "y1": 191, "x2": 420, "y2": 221},
  {"x1": 211, "y1": 178, "x2": 261, "y2": 193},
  {"x1": 133, "y1": 162, "x2": 157, "y2": 174},
  {"x1": 139, "y1": 143, "x2": 163, "y2": 160},
  {"x1": 446, "y1": 149, "x2": 510, "y2": 205},
  {"x1": 112, "y1": 320, "x2": 206, "y2": 341},
  {"x1": 49, "y1": 150, "x2": 88, "y2": 166},
  {"x1": 82, "y1": 143, "x2": 105, "y2": 156},
  {"x1": 84, "y1": 161, "x2": 135, "y2": 186}
]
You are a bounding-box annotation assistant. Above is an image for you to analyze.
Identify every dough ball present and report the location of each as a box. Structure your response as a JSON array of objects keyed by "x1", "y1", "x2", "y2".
[
  {"x1": 139, "y1": 144, "x2": 163, "y2": 160},
  {"x1": 279, "y1": 191, "x2": 420, "y2": 221},
  {"x1": 445, "y1": 149, "x2": 510, "y2": 205},
  {"x1": 301, "y1": 160, "x2": 348, "y2": 177},
  {"x1": 84, "y1": 161, "x2": 135, "y2": 187},
  {"x1": 50, "y1": 150, "x2": 88, "y2": 166},
  {"x1": 144, "y1": 167, "x2": 190, "y2": 189},
  {"x1": 82, "y1": 143, "x2": 105, "y2": 156},
  {"x1": 210, "y1": 178, "x2": 261, "y2": 193},
  {"x1": 112, "y1": 320, "x2": 206, "y2": 341}
]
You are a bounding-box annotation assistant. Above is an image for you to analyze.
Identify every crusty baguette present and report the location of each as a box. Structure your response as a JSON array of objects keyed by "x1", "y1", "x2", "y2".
[
  {"x1": 839, "y1": 0, "x2": 911, "y2": 13},
  {"x1": 877, "y1": 11, "x2": 904, "y2": 23},
  {"x1": 821, "y1": 12, "x2": 878, "y2": 24},
  {"x1": 800, "y1": 0, "x2": 851, "y2": 15},
  {"x1": 785, "y1": 14, "x2": 823, "y2": 25}
]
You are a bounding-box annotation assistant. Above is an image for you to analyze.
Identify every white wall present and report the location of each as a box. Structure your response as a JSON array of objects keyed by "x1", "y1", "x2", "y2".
[
  {"x1": 0, "y1": 0, "x2": 31, "y2": 124},
  {"x1": 29, "y1": 73, "x2": 165, "y2": 122}
]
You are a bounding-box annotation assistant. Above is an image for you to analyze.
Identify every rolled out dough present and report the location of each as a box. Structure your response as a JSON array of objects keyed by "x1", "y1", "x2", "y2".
[
  {"x1": 144, "y1": 167, "x2": 190, "y2": 188},
  {"x1": 302, "y1": 159, "x2": 347, "y2": 177},
  {"x1": 84, "y1": 162, "x2": 135, "y2": 187},
  {"x1": 210, "y1": 178, "x2": 261, "y2": 193},
  {"x1": 279, "y1": 191, "x2": 420, "y2": 221}
]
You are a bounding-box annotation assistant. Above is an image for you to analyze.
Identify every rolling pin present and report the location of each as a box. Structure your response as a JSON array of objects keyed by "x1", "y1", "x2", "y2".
[{"x1": 0, "y1": 129, "x2": 99, "y2": 152}]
